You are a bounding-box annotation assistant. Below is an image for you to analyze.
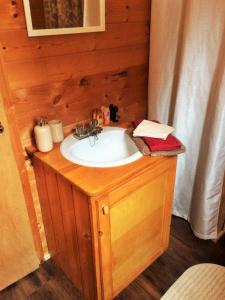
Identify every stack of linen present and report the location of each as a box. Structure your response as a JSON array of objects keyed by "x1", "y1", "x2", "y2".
[{"x1": 130, "y1": 119, "x2": 185, "y2": 156}]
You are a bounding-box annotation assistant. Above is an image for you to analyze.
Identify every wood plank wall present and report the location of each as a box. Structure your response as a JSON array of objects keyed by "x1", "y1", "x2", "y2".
[{"x1": 0, "y1": 0, "x2": 150, "y2": 148}]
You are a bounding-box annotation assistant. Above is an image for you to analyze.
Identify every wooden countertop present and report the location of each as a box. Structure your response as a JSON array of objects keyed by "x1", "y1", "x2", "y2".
[{"x1": 33, "y1": 142, "x2": 173, "y2": 197}]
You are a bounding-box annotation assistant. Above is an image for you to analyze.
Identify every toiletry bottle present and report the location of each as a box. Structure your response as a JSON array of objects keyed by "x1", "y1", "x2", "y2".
[
  {"x1": 109, "y1": 104, "x2": 119, "y2": 122},
  {"x1": 109, "y1": 104, "x2": 114, "y2": 121},
  {"x1": 97, "y1": 109, "x2": 104, "y2": 126},
  {"x1": 92, "y1": 108, "x2": 104, "y2": 126},
  {"x1": 49, "y1": 119, "x2": 64, "y2": 143},
  {"x1": 34, "y1": 117, "x2": 53, "y2": 152},
  {"x1": 101, "y1": 106, "x2": 110, "y2": 125},
  {"x1": 115, "y1": 106, "x2": 120, "y2": 122}
]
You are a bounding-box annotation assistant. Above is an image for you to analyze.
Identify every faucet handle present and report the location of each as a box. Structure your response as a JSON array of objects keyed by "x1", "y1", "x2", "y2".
[
  {"x1": 75, "y1": 124, "x2": 84, "y2": 136},
  {"x1": 90, "y1": 119, "x2": 98, "y2": 128}
]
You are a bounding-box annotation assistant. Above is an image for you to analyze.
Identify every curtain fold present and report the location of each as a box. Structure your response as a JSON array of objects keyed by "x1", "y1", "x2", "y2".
[
  {"x1": 148, "y1": 0, "x2": 225, "y2": 239},
  {"x1": 43, "y1": 0, "x2": 83, "y2": 28}
]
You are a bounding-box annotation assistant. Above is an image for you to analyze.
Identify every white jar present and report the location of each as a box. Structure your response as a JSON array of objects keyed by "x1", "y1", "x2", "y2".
[
  {"x1": 49, "y1": 120, "x2": 64, "y2": 143},
  {"x1": 34, "y1": 118, "x2": 53, "y2": 152}
]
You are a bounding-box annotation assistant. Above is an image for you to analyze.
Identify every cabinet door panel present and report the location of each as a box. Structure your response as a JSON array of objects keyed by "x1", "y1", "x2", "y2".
[
  {"x1": 111, "y1": 173, "x2": 167, "y2": 294},
  {"x1": 97, "y1": 159, "x2": 176, "y2": 298}
]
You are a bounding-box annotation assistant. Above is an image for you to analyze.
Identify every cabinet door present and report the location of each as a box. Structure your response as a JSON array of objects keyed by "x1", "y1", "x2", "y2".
[{"x1": 97, "y1": 158, "x2": 176, "y2": 299}]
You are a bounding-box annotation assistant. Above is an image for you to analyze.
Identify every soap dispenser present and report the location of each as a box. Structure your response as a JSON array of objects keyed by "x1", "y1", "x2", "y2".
[{"x1": 34, "y1": 117, "x2": 53, "y2": 152}]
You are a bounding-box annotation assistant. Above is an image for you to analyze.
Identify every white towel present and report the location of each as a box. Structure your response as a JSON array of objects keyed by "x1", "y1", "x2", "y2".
[{"x1": 133, "y1": 120, "x2": 174, "y2": 140}]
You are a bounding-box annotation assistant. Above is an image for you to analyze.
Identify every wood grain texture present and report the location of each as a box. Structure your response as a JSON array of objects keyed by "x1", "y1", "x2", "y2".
[
  {"x1": 96, "y1": 159, "x2": 177, "y2": 298},
  {"x1": 0, "y1": 92, "x2": 39, "y2": 290},
  {"x1": 33, "y1": 149, "x2": 177, "y2": 299},
  {"x1": 34, "y1": 144, "x2": 176, "y2": 197},
  {"x1": 33, "y1": 158, "x2": 97, "y2": 299},
  {"x1": 33, "y1": 159, "x2": 57, "y2": 258},
  {"x1": 72, "y1": 187, "x2": 96, "y2": 299},
  {"x1": 25, "y1": 160, "x2": 48, "y2": 258},
  {"x1": 0, "y1": 49, "x2": 43, "y2": 262},
  {"x1": 1, "y1": 217, "x2": 225, "y2": 300},
  {"x1": 0, "y1": 0, "x2": 150, "y2": 148},
  {"x1": 0, "y1": 0, "x2": 150, "y2": 265},
  {"x1": 57, "y1": 177, "x2": 83, "y2": 291}
]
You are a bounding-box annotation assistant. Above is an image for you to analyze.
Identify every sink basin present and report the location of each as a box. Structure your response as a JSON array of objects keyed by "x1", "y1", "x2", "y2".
[{"x1": 60, "y1": 126, "x2": 143, "y2": 168}]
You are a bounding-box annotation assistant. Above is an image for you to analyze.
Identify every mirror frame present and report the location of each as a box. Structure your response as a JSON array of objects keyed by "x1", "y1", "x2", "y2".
[{"x1": 23, "y1": 0, "x2": 105, "y2": 37}]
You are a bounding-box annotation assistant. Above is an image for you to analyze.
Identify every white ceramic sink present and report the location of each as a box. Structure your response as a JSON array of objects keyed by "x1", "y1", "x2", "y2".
[{"x1": 60, "y1": 127, "x2": 142, "y2": 168}]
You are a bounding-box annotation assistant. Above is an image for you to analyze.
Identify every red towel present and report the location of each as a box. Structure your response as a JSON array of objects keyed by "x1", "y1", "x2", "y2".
[{"x1": 133, "y1": 119, "x2": 182, "y2": 152}]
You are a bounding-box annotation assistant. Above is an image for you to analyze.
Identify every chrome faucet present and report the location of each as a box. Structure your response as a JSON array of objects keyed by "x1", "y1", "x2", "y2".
[{"x1": 73, "y1": 119, "x2": 103, "y2": 140}]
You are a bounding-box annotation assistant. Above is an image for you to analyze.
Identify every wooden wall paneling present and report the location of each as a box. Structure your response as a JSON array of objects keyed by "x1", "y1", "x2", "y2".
[
  {"x1": 0, "y1": 30, "x2": 97, "y2": 62},
  {"x1": 4, "y1": 44, "x2": 148, "y2": 90},
  {"x1": 11, "y1": 65, "x2": 147, "y2": 113},
  {"x1": 0, "y1": 1, "x2": 25, "y2": 30},
  {"x1": 2, "y1": 0, "x2": 151, "y2": 31},
  {"x1": 11, "y1": 64, "x2": 148, "y2": 146},
  {"x1": 0, "y1": 0, "x2": 150, "y2": 272},
  {"x1": 96, "y1": 23, "x2": 149, "y2": 50},
  {"x1": 0, "y1": 0, "x2": 150, "y2": 149},
  {"x1": 106, "y1": 0, "x2": 150, "y2": 23},
  {"x1": 0, "y1": 23, "x2": 148, "y2": 62}
]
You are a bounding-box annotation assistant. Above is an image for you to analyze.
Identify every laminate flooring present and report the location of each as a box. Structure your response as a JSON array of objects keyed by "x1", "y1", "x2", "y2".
[{"x1": 1, "y1": 216, "x2": 225, "y2": 300}]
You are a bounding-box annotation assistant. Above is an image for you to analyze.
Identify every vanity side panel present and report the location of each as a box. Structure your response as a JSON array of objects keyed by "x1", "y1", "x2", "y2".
[
  {"x1": 72, "y1": 187, "x2": 97, "y2": 300},
  {"x1": 33, "y1": 159, "x2": 83, "y2": 294},
  {"x1": 56, "y1": 174, "x2": 83, "y2": 291},
  {"x1": 33, "y1": 157, "x2": 57, "y2": 257},
  {"x1": 89, "y1": 196, "x2": 105, "y2": 300},
  {"x1": 162, "y1": 158, "x2": 177, "y2": 248},
  {"x1": 43, "y1": 165, "x2": 70, "y2": 274}
]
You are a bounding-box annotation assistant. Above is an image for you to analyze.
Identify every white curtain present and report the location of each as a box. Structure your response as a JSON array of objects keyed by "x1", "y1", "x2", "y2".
[{"x1": 148, "y1": 0, "x2": 225, "y2": 239}]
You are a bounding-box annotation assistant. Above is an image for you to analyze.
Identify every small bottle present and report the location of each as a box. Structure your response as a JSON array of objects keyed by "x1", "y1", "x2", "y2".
[
  {"x1": 96, "y1": 109, "x2": 104, "y2": 126},
  {"x1": 49, "y1": 120, "x2": 64, "y2": 143},
  {"x1": 34, "y1": 118, "x2": 53, "y2": 152},
  {"x1": 92, "y1": 109, "x2": 104, "y2": 126},
  {"x1": 101, "y1": 106, "x2": 110, "y2": 125}
]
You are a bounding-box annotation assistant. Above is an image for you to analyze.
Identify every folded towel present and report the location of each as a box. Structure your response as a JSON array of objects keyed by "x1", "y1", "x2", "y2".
[
  {"x1": 133, "y1": 119, "x2": 174, "y2": 140},
  {"x1": 126, "y1": 128, "x2": 185, "y2": 156},
  {"x1": 133, "y1": 119, "x2": 182, "y2": 152}
]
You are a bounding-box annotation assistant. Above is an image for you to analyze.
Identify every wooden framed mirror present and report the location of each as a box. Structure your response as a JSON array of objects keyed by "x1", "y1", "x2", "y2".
[{"x1": 23, "y1": 0, "x2": 105, "y2": 37}]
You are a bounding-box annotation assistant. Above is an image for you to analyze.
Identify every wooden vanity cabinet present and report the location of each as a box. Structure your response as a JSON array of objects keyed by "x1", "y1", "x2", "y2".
[{"x1": 33, "y1": 153, "x2": 177, "y2": 300}]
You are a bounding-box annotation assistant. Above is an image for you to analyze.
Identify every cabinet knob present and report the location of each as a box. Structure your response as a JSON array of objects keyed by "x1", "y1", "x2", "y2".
[{"x1": 102, "y1": 205, "x2": 109, "y2": 215}]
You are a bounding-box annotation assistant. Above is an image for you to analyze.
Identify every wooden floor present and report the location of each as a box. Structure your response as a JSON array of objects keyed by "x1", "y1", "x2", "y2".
[{"x1": 1, "y1": 216, "x2": 225, "y2": 300}]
